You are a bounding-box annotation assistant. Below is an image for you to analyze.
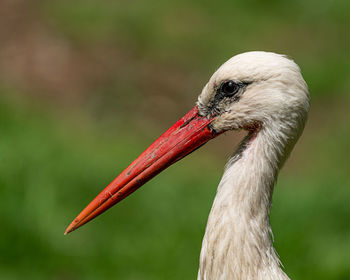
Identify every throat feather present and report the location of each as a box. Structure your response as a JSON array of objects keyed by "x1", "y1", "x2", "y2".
[{"x1": 198, "y1": 129, "x2": 290, "y2": 280}]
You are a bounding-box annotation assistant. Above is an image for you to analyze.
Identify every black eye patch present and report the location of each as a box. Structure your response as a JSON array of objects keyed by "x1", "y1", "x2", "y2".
[
  {"x1": 204, "y1": 80, "x2": 250, "y2": 117},
  {"x1": 213, "y1": 80, "x2": 248, "y2": 104},
  {"x1": 220, "y1": 81, "x2": 240, "y2": 97}
]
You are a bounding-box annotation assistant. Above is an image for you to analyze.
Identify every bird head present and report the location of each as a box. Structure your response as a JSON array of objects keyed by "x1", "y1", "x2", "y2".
[
  {"x1": 198, "y1": 51, "x2": 309, "y2": 134},
  {"x1": 65, "y1": 51, "x2": 309, "y2": 235}
]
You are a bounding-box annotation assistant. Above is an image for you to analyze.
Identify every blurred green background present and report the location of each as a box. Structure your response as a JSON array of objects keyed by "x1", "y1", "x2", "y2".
[{"x1": 0, "y1": 0, "x2": 349, "y2": 279}]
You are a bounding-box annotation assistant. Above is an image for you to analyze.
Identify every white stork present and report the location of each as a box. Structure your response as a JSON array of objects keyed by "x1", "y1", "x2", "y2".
[{"x1": 65, "y1": 51, "x2": 310, "y2": 280}]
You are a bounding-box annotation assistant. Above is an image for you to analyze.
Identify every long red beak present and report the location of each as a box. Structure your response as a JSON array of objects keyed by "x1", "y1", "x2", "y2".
[{"x1": 65, "y1": 106, "x2": 220, "y2": 235}]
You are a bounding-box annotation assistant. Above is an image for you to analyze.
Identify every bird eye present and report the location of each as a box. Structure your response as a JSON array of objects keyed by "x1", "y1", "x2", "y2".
[{"x1": 220, "y1": 81, "x2": 239, "y2": 97}]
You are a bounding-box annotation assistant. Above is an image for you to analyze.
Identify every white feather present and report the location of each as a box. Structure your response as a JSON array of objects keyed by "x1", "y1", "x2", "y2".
[{"x1": 196, "y1": 51, "x2": 310, "y2": 280}]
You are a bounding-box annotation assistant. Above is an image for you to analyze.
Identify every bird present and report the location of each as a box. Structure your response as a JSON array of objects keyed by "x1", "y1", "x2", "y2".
[{"x1": 65, "y1": 51, "x2": 310, "y2": 280}]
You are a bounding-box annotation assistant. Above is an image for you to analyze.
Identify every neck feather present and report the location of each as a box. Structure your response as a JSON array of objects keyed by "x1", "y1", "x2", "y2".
[{"x1": 198, "y1": 126, "x2": 295, "y2": 280}]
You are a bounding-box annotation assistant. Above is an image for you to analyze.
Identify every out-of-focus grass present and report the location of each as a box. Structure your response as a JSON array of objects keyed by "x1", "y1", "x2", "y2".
[{"x1": 45, "y1": 0, "x2": 350, "y2": 97}]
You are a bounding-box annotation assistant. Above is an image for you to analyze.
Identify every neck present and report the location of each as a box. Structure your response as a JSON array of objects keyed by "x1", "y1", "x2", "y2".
[{"x1": 198, "y1": 125, "x2": 295, "y2": 280}]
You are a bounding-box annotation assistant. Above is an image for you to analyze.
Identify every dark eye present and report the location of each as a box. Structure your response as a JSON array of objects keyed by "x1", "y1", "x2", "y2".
[{"x1": 220, "y1": 81, "x2": 239, "y2": 97}]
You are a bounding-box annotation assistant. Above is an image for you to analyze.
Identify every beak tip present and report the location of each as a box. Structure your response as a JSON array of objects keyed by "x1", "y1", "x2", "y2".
[{"x1": 64, "y1": 220, "x2": 78, "y2": 235}]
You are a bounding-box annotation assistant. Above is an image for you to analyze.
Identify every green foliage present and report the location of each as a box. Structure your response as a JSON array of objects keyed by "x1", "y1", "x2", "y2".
[{"x1": 45, "y1": 0, "x2": 350, "y2": 97}]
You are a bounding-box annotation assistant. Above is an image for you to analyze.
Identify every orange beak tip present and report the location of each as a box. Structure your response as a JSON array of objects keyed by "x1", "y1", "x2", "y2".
[
  {"x1": 64, "y1": 220, "x2": 79, "y2": 235},
  {"x1": 64, "y1": 227, "x2": 73, "y2": 235}
]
